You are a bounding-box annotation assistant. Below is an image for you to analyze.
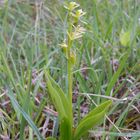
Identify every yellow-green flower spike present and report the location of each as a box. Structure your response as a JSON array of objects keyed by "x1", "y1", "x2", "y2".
[{"x1": 70, "y1": 25, "x2": 86, "y2": 40}]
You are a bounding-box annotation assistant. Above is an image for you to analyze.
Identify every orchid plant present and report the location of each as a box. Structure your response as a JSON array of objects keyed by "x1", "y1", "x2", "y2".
[{"x1": 46, "y1": 2, "x2": 112, "y2": 140}]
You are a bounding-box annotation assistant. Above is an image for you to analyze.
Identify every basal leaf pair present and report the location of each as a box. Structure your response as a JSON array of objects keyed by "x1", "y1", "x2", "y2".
[{"x1": 46, "y1": 72, "x2": 112, "y2": 140}]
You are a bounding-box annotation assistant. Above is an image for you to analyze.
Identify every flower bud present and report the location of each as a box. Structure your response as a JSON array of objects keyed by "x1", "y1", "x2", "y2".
[
  {"x1": 59, "y1": 42, "x2": 68, "y2": 57},
  {"x1": 75, "y1": 9, "x2": 86, "y2": 18},
  {"x1": 70, "y1": 51, "x2": 76, "y2": 65}
]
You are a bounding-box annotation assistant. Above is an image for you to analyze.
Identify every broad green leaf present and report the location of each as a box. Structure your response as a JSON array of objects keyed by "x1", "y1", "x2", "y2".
[
  {"x1": 79, "y1": 100, "x2": 112, "y2": 123},
  {"x1": 47, "y1": 74, "x2": 71, "y2": 119},
  {"x1": 59, "y1": 117, "x2": 72, "y2": 140},
  {"x1": 74, "y1": 100, "x2": 112, "y2": 140},
  {"x1": 120, "y1": 31, "x2": 130, "y2": 46},
  {"x1": 74, "y1": 110, "x2": 106, "y2": 140},
  {"x1": 46, "y1": 74, "x2": 67, "y2": 120},
  {"x1": 46, "y1": 73, "x2": 72, "y2": 140}
]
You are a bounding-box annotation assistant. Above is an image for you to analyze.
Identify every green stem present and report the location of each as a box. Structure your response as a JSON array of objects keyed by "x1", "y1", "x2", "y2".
[
  {"x1": 67, "y1": 45, "x2": 74, "y2": 136},
  {"x1": 67, "y1": 14, "x2": 73, "y2": 125},
  {"x1": 68, "y1": 57, "x2": 73, "y2": 108}
]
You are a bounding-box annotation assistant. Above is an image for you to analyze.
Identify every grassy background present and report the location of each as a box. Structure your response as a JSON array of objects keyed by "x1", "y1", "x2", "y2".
[{"x1": 0, "y1": 0, "x2": 140, "y2": 139}]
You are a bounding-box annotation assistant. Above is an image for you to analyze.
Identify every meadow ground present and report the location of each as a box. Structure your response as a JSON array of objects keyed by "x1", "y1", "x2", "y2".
[{"x1": 0, "y1": 0, "x2": 140, "y2": 140}]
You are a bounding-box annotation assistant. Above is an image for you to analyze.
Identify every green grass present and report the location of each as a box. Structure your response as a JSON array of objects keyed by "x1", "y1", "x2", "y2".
[{"x1": 0, "y1": 0, "x2": 140, "y2": 139}]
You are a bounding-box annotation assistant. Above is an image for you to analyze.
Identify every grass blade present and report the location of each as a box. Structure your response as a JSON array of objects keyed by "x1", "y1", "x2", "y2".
[
  {"x1": 105, "y1": 53, "x2": 128, "y2": 96},
  {"x1": 6, "y1": 86, "x2": 44, "y2": 140}
]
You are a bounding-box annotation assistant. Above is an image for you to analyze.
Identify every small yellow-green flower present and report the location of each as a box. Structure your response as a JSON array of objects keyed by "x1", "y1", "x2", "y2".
[
  {"x1": 71, "y1": 9, "x2": 86, "y2": 19},
  {"x1": 70, "y1": 9, "x2": 86, "y2": 24},
  {"x1": 64, "y1": 2, "x2": 79, "y2": 11},
  {"x1": 68, "y1": 25, "x2": 86, "y2": 40},
  {"x1": 75, "y1": 9, "x2": 86, "y2": 18},
  {"x1": 59, "y1": 42, "x2": 67, "y2": 48}
]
